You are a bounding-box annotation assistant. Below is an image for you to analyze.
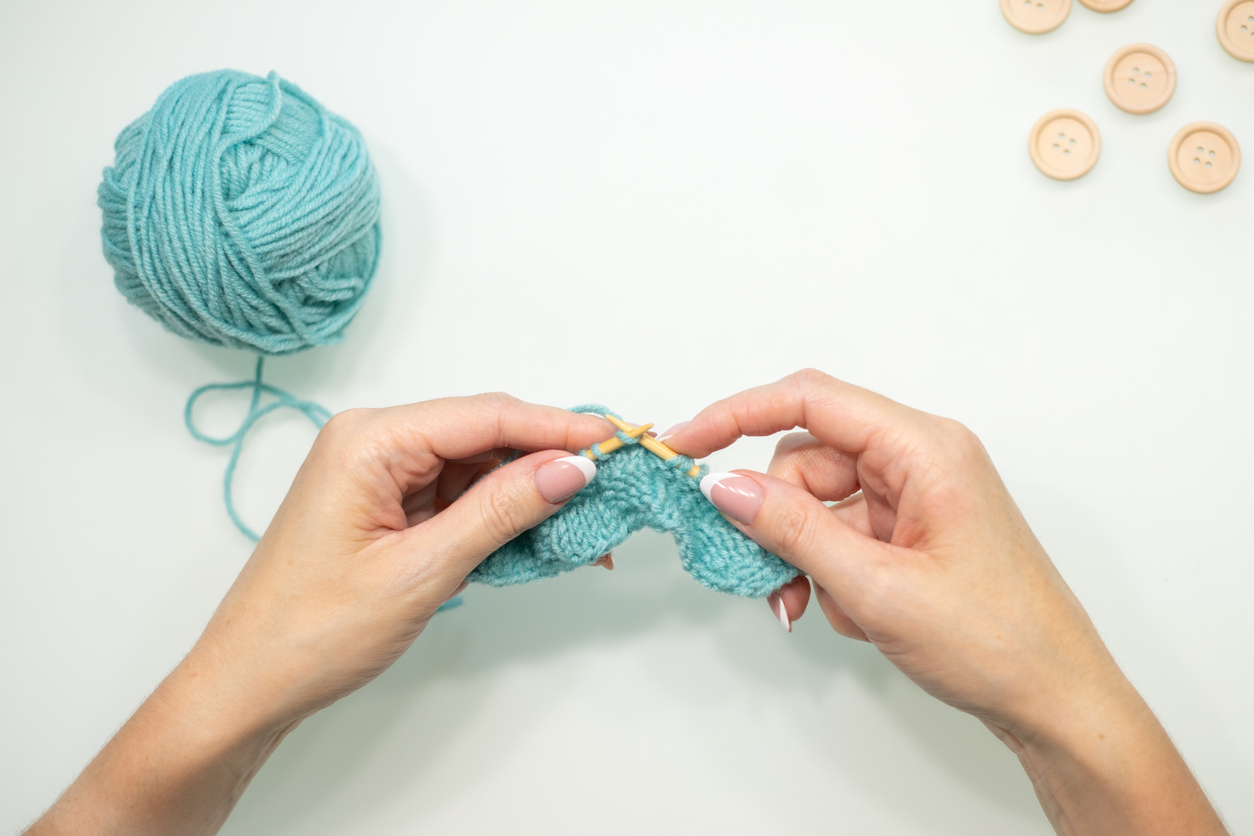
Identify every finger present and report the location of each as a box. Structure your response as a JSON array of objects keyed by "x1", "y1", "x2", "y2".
[
  {"x1": 592, "y1": 553, "x2": 614, "y2": 570},
  {"x1": 448, "y1": 447, "x2": 513, "y2": 465},
  {"x1": 765, "y1": 574, "x2": 811, "y2": 632},
  {"x1": 325, "y1": 397, "x2": 615, "y2": 500},
  {"x1": 386, "y1": 395, "x2": 615, "y2": 462},
  {"x1": 663, "y1": 368, "x2": 922, "y2": 460},
  {"x1": 830, "y1": 492, "x2": 877, "y2": 539},
  {"x1": 436, "y1": 458, "x2": 502, "y2": 506},
  {"x1": 699, "y1": 468, "x2": 891, "y2": 605},
  {"x1": 767, "y1": 432, "x2": 861, "y2": 502},
  {"x1": 402, "y1": 449, "x2": 598, "y2": 583}
]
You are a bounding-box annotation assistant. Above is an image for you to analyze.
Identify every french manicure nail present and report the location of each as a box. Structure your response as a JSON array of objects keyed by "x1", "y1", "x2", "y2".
[
  {"x1": 657, "y1": 420, "x2": 691, "y2": 440},
  {"x1": 767, "y1": 591, "x2": 792, "y2": 633},
  {"x1": 535, "y1": 455, "x2": 596, "y2": 504},
  {"x1": 699, "y1": 472, "x2": 763, "y2": 525}
]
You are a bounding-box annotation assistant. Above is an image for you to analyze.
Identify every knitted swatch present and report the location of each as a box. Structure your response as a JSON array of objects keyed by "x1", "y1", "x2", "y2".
[{"x1": 469, "y1": 406, "x2": 801, "y2": 599}]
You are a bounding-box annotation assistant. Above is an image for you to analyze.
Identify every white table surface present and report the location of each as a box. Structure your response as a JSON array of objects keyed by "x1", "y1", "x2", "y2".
[{"x1": 2, "y1": 1, "x2": 1251, "y2": 833}]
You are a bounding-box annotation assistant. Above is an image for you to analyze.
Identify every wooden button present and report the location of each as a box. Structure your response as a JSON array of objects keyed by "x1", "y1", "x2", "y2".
[
  {"x1": 1029, "y1": 109, "x2": 1101, "y2": 180},
  {"x1": 1001, "y1": 0, "x2": 1071, "y2": 34},
  {"x1": 1079, "y1": 0, "x2": 1134, "y2": 10},
  {"x1": 1218, "y1": 0, "x2": 1254, "y2": 62},
  {"x1": 1168, "y1": 123, "x2": 1241, "y2": 194},
  {"x1": 1103, "y1": 44, "x2": 1177, "y2": 115}
]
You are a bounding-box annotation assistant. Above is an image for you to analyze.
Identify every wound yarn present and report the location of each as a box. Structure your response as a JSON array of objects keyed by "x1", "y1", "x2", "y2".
[
  {"x1": 98, "y1": 69, "x2": 381, "y2": 354},
  {"x1": 471, "y1": 406, "x2": 801, "y2": 599},
  {"x1": 98, "y1": 69, "x2": 382, "y2": 540}
]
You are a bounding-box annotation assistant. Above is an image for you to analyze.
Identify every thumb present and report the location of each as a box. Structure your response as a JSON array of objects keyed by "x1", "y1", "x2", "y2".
[
  {"x1": 407, "y1": 450, "x2": 597, "y2": 586},
  {"x1": 699, "y1": 469, "x2": 889, "y2": 609}
]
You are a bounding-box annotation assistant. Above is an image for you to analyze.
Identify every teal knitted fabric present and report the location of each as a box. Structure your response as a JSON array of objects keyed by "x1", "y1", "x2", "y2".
[{"x1": 469, "y1": 406, "x2": 801, "y2": 599}]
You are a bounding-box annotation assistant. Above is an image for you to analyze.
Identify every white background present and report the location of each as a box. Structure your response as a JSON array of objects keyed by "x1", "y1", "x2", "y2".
[{"x1": 1, "y1": 1, "x2": 1251, "y2": 833}]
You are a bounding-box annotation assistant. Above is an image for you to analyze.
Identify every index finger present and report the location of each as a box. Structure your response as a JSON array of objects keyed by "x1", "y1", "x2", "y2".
[
  {"x1": 382, "y1": 394, "x2": 616, "y2": 463},
  {"x1": 663, "y1": 368, "x2": 922, "y2": 458}
]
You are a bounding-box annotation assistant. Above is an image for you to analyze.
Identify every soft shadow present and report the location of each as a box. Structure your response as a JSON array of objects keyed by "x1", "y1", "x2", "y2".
[{"x1": 224, "y1": 531, "x2": 738, "y2": 834}]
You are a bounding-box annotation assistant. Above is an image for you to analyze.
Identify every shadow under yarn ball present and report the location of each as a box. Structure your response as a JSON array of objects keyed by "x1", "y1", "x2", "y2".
[{"x1": 98, "y1": 69, "x2": 382, "y2": 355}]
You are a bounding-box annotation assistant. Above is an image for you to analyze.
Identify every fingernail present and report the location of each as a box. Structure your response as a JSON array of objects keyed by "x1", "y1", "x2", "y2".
[
  {"x1": 699, "y1": 472, "x2": 763, "y2": 525},
  {"x1": 535, "y1": 455, "x2": 597, "y2": 504},
  {"x1": 593, "y1": 553, "x2": 614, "y2": 570},
  {"x1": 657, "y1": 420, "x2": 691, "y2": 440},
  {"x1": 767, "y1": 591, "x2": 792, "y2": 633}
]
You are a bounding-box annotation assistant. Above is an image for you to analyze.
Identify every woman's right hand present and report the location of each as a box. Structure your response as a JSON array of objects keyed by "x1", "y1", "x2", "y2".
[{"x1": 664, "y1": 369, "x2": 1227, "y2": 835}]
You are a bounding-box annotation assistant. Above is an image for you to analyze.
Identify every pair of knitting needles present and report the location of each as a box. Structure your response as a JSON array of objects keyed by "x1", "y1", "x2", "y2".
[{"x1": 584, "y1": 414, "x2": 702, "y2": 478}]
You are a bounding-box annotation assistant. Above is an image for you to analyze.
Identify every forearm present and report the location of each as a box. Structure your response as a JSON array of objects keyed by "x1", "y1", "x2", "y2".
[
  {"x1": 1007, "y1": 677, "x2": 1227, "y2": 836},
  {"x1": 25, "y1": 658, "x2": 295, "y2": 836}
]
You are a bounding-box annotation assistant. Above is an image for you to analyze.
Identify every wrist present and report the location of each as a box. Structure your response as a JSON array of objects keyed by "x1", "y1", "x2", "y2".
[
  {"x1": 1004, "y1": 673, "x2": 1226, "y2": 835},
  {"x1": 27, "y1": 656, "x2": 296, "y2": 836}
]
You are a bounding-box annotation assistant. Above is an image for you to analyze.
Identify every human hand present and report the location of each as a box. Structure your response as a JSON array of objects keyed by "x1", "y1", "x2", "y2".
[
  {"x1": 185, "y1": 394, "x2": 615, "y2": 731},
  {"x1": 26, "y1": 394, "x2": 614, "y2": 836},
  {"x1": 664, "y1": 369, "x2": 1227, "y2": 835}
]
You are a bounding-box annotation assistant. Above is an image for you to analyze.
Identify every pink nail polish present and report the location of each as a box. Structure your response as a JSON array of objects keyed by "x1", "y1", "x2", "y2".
[
  {"x1": 535, "y1": 455, "x2": 596, "y2": 504},
  {"x1": 699, "y1": 472, "x2": 763, "y2": 525},
  {"x1": 657, "y1": 420, "x2": 691, "y2": 440}
]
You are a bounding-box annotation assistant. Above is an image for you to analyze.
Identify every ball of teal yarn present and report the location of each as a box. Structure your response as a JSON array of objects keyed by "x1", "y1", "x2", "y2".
[{"x1": 98, "y1": 69, "x2": 382, "y2": 355}]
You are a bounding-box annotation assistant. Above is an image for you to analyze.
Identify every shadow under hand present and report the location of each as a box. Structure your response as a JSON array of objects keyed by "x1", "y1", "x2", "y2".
[
  {"x1": 225, "y1": 529, "x2": 1049, "y2": 836},
  {"x1": 224, "y1": 531, "x2": 735, "y2": 835}
]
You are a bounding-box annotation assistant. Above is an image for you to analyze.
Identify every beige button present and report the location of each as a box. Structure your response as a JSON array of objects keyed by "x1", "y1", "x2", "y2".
[
  {"x1": 1168, "y1": 123, "x2": 1241, "y2": 194},
  {"x1": 1079, "y1": 0, "x2": 1134, "y2": 11},
  {"x1": 1029, "y1": 109, "x2": 1101, "y2": 180},
  {"x1": 1001, "y1": 0, "x2": 1071, "y2": 34},
  {"x1": 1103, "y1": 44, "x2": 1177, "y2": 115},
  {"x1": 1218, "y1": 0, "x2": 1254, "y2": 62}
]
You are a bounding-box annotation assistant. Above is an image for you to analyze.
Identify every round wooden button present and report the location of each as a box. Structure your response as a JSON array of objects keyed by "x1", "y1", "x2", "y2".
[
  {"x1": 1001, "y1": 0, "x2": 1072, "y2": 34},
  {"x1": 1079, "y1": 0, "x2": 1134, "y2": 11},
  {"x1": 1168, "y1": 123, "x2": 1241, "y2": 194},
  {"x1": 1103, "y1": 44, "x2": 1177, "y2": 115},
  {"x1": 1029, "y1": 109, "x2": 1101, "y2": 181},
  {"x1": 1218, "y1": 0, "x2": 1254, "y2": 62}
]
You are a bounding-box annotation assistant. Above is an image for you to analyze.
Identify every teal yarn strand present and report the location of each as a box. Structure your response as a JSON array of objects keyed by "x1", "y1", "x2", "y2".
[
  {"x1": 185, "y1": 357, "x2": 331, "y2": 541},
  {"x1": 183, "y1": 361, "x2": 464, "y2": 612},
  {"x1": 98, "y1": 69, "x2": 381, "y2": 354}
]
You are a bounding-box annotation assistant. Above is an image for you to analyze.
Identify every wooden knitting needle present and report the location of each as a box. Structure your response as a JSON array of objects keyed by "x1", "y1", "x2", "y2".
[
  {"x1": 584, "y1": 421, "x2": 653, "y2": 461},
  {"x1": 604, "y1": 414, "x2": 702, "y2": 478}
]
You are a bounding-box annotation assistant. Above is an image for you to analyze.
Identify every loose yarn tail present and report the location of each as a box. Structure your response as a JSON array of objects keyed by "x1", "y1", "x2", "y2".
[
  {"x1": 184, "y1": 356, "x2": 331, "y2": 541},
  {"x1": 183, "y1": 358, "x2": 465, "y2": 613}
]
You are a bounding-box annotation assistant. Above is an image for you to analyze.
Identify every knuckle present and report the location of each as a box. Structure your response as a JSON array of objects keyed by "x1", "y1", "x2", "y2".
[
  {"x1": 772, "y1": 501, "x2": 818, "y2": 559},
  {"x1": 476, "y1": 391, "x2": 519, "y2": 412},
  {"x1": 789, "y1": 367, "x2": 830, "y2": 389},
  {"x1": 937, "y1": 418, "x2": 986, "y2": 463},
  {"x1": 476, "y1": 478, "x2": 533, "y2": 546},
  {"x1": 768, "y1": 432, "x2": 819, "y2": 479},
  {"x1": 317, "y1": 408, "x2": 373, "y2": 449}
]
